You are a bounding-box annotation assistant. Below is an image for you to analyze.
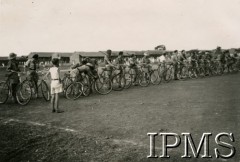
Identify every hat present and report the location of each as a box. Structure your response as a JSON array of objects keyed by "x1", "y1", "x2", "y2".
[
  {"x1": 107, "y1": 49, "x2": 112, "y2": 55},
  {"x1": 119, "y1": 51, "x2": 123, "y2": 55},
  {"x1": 130, "y1": 54, "x2": 135, "y2": 57},
  {"x1": 9, "y1": 53, "x2": 17, "y2": 60},
  {"x1": 32, "y1": 54, "x2": 39, "y2": 59}
]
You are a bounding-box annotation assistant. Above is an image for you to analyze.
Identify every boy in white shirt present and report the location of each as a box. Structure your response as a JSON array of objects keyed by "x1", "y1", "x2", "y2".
[{"x1": 45, "y1": 58, "x2": 64, "y2": 113}]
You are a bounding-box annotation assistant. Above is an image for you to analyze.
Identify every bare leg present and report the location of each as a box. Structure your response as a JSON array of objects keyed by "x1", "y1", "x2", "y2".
[
  {"x1": 55, "y1": 93, "x2": 59, "y2": 110},
  {"x1": 51, "y1": 94, "x2": 55, "y2": 112}
]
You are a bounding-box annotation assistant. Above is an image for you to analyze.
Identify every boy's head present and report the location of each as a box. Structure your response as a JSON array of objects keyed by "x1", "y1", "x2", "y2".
[
  {"x1": 52, "y1": 58, "x2": 59, "y2": 67},
  {"x1": 32, "y1": 54, "x2": 39, "y2": 60},
  {"x1": 107, "y1": 49, "x2": 112, "y2": 56},
  {"x1": 9, "y1": 53, "x2": 17, "y2": 60},
  {"x1": 118, "y1": 51, "x2": 123, "y2": 56}
]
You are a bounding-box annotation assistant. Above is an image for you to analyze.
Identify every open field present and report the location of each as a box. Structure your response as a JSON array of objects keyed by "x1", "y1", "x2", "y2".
[{"x1": 0, "y1": 71, "x2": 240, "y2": 161}]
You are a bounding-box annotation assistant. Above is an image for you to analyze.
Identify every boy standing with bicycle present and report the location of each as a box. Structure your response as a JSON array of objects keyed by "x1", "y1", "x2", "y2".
[
  {"x1": 7, "y1": 53, "x2": 20, "y2": 102},
  {"x1": 45, "y1": 58, "x2": 64, "y2": 113},
  {"x1": 25, "y1": 54, "x2": 39, "y2": 97}
]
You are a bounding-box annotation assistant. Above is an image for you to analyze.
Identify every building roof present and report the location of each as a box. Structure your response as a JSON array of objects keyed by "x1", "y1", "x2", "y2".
[
  {"x1": 29, "y1": 52, "x2": 73, "y2": 58},
  {"x1": 74, "y1": 51, "x2": 105, "y2": 57},
  {"x1": 0, "y1": 56, "x2": 27, "y2": 61},
  {"x1": 0, "y1": 57, "x2": 8, "y2": 60}
]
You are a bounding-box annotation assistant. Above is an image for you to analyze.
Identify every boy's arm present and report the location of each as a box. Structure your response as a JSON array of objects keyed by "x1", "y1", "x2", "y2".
[{"x1": 58, "y1": 68, "x2": 61, "y2": 80}]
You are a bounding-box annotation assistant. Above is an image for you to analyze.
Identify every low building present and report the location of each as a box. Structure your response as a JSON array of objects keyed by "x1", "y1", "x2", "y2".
[
  {"x1": 28, "y1": 52, "x2": 72, "y2": 64},
  {"x1": 0, "y1": 56, "x2": 27, "y2": 67}
]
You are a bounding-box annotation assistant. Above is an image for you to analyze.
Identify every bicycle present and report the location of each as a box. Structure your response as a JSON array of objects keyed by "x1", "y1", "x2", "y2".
[
  {"x1": 149, "y1": 63, "x2": 162, "y2": 85},
  {"x1": 65, "y1": 77, "x2": 84, "y2": 100},
  {"x1": 0, "y1": 72, "x2": 32, "y2": 105},
  {"x1": 22, "y1": 71, "x2": 50, "y2": 101},
  {"x1": 126, "y1": 64, "x2": 151, "y2": 87},
  {"x1": 158, "y1": 62, "x2": 174, "y2": 82}
]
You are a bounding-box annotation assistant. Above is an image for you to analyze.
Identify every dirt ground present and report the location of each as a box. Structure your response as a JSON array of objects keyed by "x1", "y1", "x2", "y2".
[{"x1": 0, "y1": 71, "x2": 240, "y2": 162}]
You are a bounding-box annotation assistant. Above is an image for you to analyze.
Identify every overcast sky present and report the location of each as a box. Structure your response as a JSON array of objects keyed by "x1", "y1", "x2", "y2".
[{"x1": 0, "y1": 0, "x2": 240, "y2": 56}]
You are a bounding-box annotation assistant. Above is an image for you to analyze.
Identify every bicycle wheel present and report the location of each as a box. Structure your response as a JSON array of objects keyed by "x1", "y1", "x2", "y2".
[
  {"x1": 198, "y1": 68, "x2": 205, "y2": 78},
  {"x1": 150, "y1": 69, "x2": 161, "y2": 85},
  {"x1": 129, "y1": 68, "x2": 138, "y2": 86},
  {"x1": 139, "y1": 72, "x2": 150, "y2": 87},
  {"x1": 65, "y1": 82, "x2": 83, "y2": 100},
  {"x1": 112, "y1": 74, "x2": 125, "y2": 91},
  {"x1": 16, "y1": 81, "x2": 32, "y2": 105},
  {"x1": 41, "y1": 80, "x2": 50, "y2": 101},
  {"x1": 124, "y1": 72, "x2": 132, "y2": 89},
  {"x1": 62, "y1": 76, "x2": 72, "y2": 95},
  {"x1": 179, "y1": 66, "x2": 188, "y2": 80},
  {"x1": 165, "y1": 66, "x2": 174, "y2": 82},
  {"x1": 0, "y1": 81, "x2": 9, "y2": 104},
  {"x1": 94, "y1": 77, "x2": 112, "y2": 95},
  {"x1": 23, "y1": 80, "x2": 37, "y2": 99},
  {"x1": 81, "y1": 75, "x2": 91, "y2": 97}
]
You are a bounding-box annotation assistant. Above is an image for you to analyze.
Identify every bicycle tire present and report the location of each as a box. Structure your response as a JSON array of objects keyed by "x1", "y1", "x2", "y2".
[
  {"x1": 138, "y1": 72, "x2": 150, "y2": 87},
  {"x1": 165, "y1": 66, "x2": 174, "y2": 82},
  {"x1": 65, "y1": 82, "x2": 83, "y2": 100},
  {"x1": 81, "y1": 75, "x2": 91, "y2": 97},
  {"x1": 179, "y1": 66, "x2": 188, "y2": 81},
  {"x1": 16, "y1": 81, "x2": 32, "y2": 105},
  {"x1": 0, "y1": 81, "x2": 9, "y2": 104},
  {"x1": 124, "y1": 72, "x2": 132, "y2": 89},
  {"x1": 94, "y1": 77, "x2": 112, "y2": 95},
  {"x1": 62, "y1": 76, "x2": 73, "y2": 96},
  {"x1": 150, "y1": 69, "x2": 161, "y2": 85},
  {"x1": 41, "y1": 80, "x2": 50, "y2": 101},
  {"x1": 112, "y1": 74, "x2": 125, "y2": 91}
]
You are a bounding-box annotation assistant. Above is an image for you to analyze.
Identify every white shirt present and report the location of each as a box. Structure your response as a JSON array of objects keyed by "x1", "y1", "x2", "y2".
[
  {"x1": 49, "y1": 67, "x2": 60, "y2": 80},
  {"x1": 158, "y1": 55, "x2": 166, "y2": 63},
  {"x1": 49, "y1": 67, "x2": 61, "y2": 88}
]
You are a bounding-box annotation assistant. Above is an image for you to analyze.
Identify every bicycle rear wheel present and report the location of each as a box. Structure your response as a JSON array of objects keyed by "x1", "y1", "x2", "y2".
[
  {"x1": 81, "y1": 75, "x2": 91, "y2": 97},
  {"x1": 16, "y1": 81, "x2": 32, "y2": 105},
  {"x1": 150, "y1": 70, "x2": 161, "y2": 85},
  {"x1": 139, "y1": 72, "x2": 150, "y2": 87},
  {"x1": 179, "y1": 66, "x2": 188, "y2": 80},
  {"x1": 65, "y1": 82, "x2": 83, "y2": 100},
  {"x1": 165, "y1": 67, "x2": 174, "y2": 82},
  {"x1": 112, "y1": 74, "x2": 125, "y2": 91},
  {"x1": 94, "y1": 77, "x2": 112, "y2": 95},
  {"x1": 124, "y1": 72, "x2": 132, "y2": 89},
  {"x1": 41, "y1": 80, "x2": 50, "y2": 101},
  {"x1": 0, "y1": 81, "x2": 9, "y2": 104},
  {"x1": 62, "y1": 76, "x2": 72, "y2": 96}
]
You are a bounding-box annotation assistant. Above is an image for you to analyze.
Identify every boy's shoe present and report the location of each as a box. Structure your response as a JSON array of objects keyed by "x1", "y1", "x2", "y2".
[{"x1": 52, "y1": 109, "x2": 56, "y2": 113}]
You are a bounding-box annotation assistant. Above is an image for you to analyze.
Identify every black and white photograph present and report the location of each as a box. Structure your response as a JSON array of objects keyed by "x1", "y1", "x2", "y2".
[{"x1": 0, "y1": 0, "x2": 240, "y2": 161}]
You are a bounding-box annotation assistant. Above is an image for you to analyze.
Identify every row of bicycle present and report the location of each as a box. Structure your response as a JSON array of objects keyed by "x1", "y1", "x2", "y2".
[
  {"x1": 1, "y1": 61, "x2": 238, "y2": 105},
  {"x1": 61, "y1": 60, "x2": 239, "y2": 100}
]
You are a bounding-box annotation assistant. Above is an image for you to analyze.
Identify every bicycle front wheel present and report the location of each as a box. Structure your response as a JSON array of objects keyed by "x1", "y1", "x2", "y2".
[
  {"x1": 65, "y1": 82, "x2": 83, "y2": 100},
  {"x1": 94, "y1": 77, "x2": 112, "y2": 95},
  {"x1": 112, "y1": 74, "x2": 125, "y2": 91},
  {"x1": 16, "y1": 81, "x2": 32, "y2": 105},
  {"x1": 0, "y1": 81, "x2": 9, "y2": 104},
  {"x1": 41, "y1": 80, "x2": 50, "y2": 101}
]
